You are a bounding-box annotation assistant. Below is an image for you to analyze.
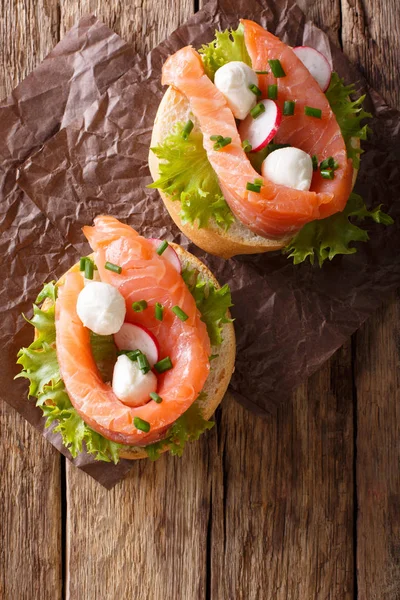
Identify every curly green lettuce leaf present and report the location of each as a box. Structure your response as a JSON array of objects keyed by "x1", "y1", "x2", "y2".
[
  {"x1": 145, "y1": 395, "x2": 214, "y2": 461},
  {"x1": 149, "y1": 122, "x2": 234, "y2": 231},
  {"x1": 326, "y1": 73, "x2": 372, "y2": 170},
  {"x1": 182, "y1": 267, "x2": 233, "y2": 345},
  {"x1": 285, "y1": 193, "x2": 394, "y2": 266},
  {"x1": 199, "y1": 23, "x2": 251, "y2": 81}
]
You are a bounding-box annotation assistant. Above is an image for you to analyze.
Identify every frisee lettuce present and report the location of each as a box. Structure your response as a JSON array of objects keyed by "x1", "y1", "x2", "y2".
[
  {"x1": 16, "y1": 268, "x2": 229, "y2": 462},
  {"x1": 285, "y1": 193, "x2": 393, "y2": 266},
  {"x1": 182, "y1": 267, "x2": 233, "y2": 345},
  {"x1": 199, "y1": 23, "x2": 251, "y2": 81},
  {"x1": 149, "y1": 122, "x2": 234, "y2": 231}
]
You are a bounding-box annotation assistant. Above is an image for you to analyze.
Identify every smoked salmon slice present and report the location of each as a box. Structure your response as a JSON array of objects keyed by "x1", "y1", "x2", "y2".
[
  {"x1": 161, "y1": 20, "x2": 354, "y2": 236},
  {"x1": 55, "y1": 216, "x2": 210, "y2": 446}
]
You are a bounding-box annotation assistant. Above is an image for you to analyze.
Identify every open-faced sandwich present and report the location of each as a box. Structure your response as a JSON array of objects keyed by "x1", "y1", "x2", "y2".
[
  {"x1": 149, "y1": 19, "x2": 392, "y2": 263},
  {"x1": 16, "y1": 217, "x2": 235, "y2": 463}
]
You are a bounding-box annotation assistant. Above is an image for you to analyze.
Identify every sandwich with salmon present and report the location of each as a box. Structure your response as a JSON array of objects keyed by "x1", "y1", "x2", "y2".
[
  {"x1": 149, "y1": 19, "x2": 392, "y2": 264},
  {"x1": 16, "y1": 217, "x2": 235, "y2": 463}
]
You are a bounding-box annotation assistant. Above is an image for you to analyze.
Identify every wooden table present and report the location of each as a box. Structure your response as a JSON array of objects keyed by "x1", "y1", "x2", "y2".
[{"x1": 1, "y1": 1, "x2": 399, "y2": 598}]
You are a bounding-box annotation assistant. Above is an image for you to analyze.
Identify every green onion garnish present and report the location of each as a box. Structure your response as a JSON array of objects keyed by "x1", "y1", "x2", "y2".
[
  {"x1": 249, "y1": 83, "x2": 262, "y2": 96},
  {"x1": 118, "y1": 349, "x2": 141, "y2": 361},
  {"x1": 267, "y1": 84, "x2": 277, "y2": 100},
  {"x1": 242, "y1": 139, "x2": 252, "y2": 152},
  {"x1": 283, "y1": 100, "x2": 295, "y2": 116},
  {"x1": 156, "y1": 240, "x2": 168, "y2": 255},
  {"x1": 105, "y1": 261, "x2": 122, "y2": 274},
  {"x1": 85, "y1": 259, "x2": 94, "y2": 280},
  {"x1": 182, "y1": 119, "x2": 194, "y2": 140},
  {"x1": 246, "y1": 182, "x2": 261, "y2": 193},
  {"x1": 320, "y1": 157, "x2": 338, "y2": 171},
  {"x1": 172, "y1": 306, "x2": 189, "y2": 321},
  {"x1": 132, "y1": 300, "x2": 148, "y2": 312},
  {"x1": 320, "y1": 169, "x2": 335, "y2": 180},
  {"x1": 137, "y1": 352, "x2": 151, "y2": 374},
  {"x1": 155, "y1": 302, "x2": 164, "y2": 321},
  {"x1": 312, "y1": 155, "x2": 318, "y2": 171},
  {"x1": 150, "y1": 392, "x2": 163, "y2": 404},
  {"x1": 154, "y1": 356, "x2": 173, "y2": 373},
  {"x1": 250, "y1": 102, "x2": 265, "y2": 119},
  {"x1": 268, "y1": 59, "x2": 286, "y2": 78},
  {"x1": 255, "y1": 70, "x2": 269, "y2": 74},
  {"x1": 254, "y1": 178, "x2": 263, "y2": 186},
  {"x1": 134, "y1": 417, "x2": 150, "y2": 433},
  {"x1": 304, "y1": 106, "x2": 322, "y2": 118},
  {"x1": 210, "y1": 135, "x2": 232, "y2": 150},
  {"x1": 79, "y1": 257, "x2": 87, "y2": 271}
]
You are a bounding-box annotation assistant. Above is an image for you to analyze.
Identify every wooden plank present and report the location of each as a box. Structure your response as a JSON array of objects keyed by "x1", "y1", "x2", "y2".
[
  {"x1": 0, "y1": 3, "x2": 62, "y2": 599},
  {"x1": 297, "y1": 0, "x2": 342, "y2": 43},
  {"x1": 341, "y1": 1, "x2": 400, "y2": 597},
  {"x1": 210, "y1": 345, "x2": 354, "y2": 599}
]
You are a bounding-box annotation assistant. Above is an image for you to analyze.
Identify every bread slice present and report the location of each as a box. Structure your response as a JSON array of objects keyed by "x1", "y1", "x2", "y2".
[
  {"x1": 149, "y1": 86, "x2": 359, "y2": 259},
  {"x1": 38, "y1": 245, "x2": 235, "y2": 460}
]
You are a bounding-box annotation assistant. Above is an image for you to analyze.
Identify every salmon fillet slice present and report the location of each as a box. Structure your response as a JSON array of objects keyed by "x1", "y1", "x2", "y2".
[{"x1": 55, "y1": 217, "x2": 210, "y2": 446}]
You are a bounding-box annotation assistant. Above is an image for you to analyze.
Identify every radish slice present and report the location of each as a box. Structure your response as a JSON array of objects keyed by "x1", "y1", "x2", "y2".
[
  {"x1": 114, "y1": 323, "x2": 160, "y2": 367},
  {"x1": 148, "y1": 239, "x2": 181, "y2": 273},
  {"x1": 238, "y1": 100, "x2": 282, "y2": 153},
  {"x1": 293, "y1": 46, "x2": 332, "y2": 92}
]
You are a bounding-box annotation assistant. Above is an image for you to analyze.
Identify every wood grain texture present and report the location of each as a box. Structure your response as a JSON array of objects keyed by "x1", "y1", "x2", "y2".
[
  {"x1": 0, "y1": 4, "x2": 62, "y2": 599},
  {"x1": 0, "y1": 404, "x2": 62, "y2": 600},
  {"x1": 210, "y1": 345, "x2": 354, "y2": 599},
  {"x1": 297, "y1": 0, "x2": 342, "y2": 43}
]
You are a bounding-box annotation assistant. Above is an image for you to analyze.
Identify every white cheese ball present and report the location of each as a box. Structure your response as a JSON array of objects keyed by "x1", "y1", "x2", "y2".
[
  {"x1": 261, "y1": 147, "x2": 313, "y2": 191},
  {"x1": 214, "y1": 61, "x2": 258, "y2": 120},
  {"x1": 112, "y1": 354, "x2": 157, "y2": 407},
  {"x1": 76, "y1": 281, "x2": 126, "y2": 336}
]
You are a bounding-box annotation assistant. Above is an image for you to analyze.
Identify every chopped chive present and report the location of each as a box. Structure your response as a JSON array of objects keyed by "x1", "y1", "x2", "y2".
[
  {"x1": 255, "y1": 70, "x2": 269, "y2": 74},
  {"x1": 154, "y1": 356, "x2": 173, "y2": 373},
  {"x1": 304, "y1": 106, "x2": 322, "y2": 118},
  {"x1": 156, "y1": 240, "x2": 168, "y2": 255},
  {"x1": 132, "y1": 300, "x2": 148, "y2": 312},
  {"x1": 172, "y1": 306, "x2": 189, "y2": 321},
  {"x1": 117, "y1": 349, "x2": 141, "y2": 360},
  {"x1": 250, "y1": 102, "x2": 265, "y2": 119},
  {"x1": 105, "y1": 261, "x2": 122, "y2": 274},
  {"x1": 79, "y1": 257, "x2": 87, "y2": 271},
  {"x1": 150, "y1": 392, "x2": 163, "y2": 404},
  {"x1": 254, "y1": 178, "x2": 263, "y2": 186},
  {"x1": 249, "y1": 83, "x2": 262, "y2": 96},
  {"x1": 137, "y1": 352, "x2": 151, "y2": 374},
  {"x1": 320, "y1": 156, "x2": 338, "y2": 171},
  {"x1": 283, "y1": 100, "x2": 295, "y2": 116},
  {"x1": 155, "y1": 302, "x2": 164, "y2": 321},
  {"x1": 182, "y1": 119, "x2": 194, "y2": 140},
  {"x1": 84, "y1": 259, "x2": 94, "y2": 280},
  {"x1": 242, "y1": 139, "x2": 252, "y2": 152},
  {"x1": 134, "y1": 417, "x2": 150, "y2": 433},
  {"x1": 268, "y1": 59, "x2": 286, "y2": 78},
  {"x1": 312, "y1": 155, "x2": 318, "y2": 171},
  {"x1": 320, "y1": 169, "x2": 335, "y2": 180},
  {"x1": 210, "y1": 135, "x2": 221, "y2": 141},
  {"x1": 213, "y1": 136, "x2": 231, "y2": 150},
  {"x1": 267, "y1": 84, "x2": 277, "y2": 100},
  {"x1": 246, "y1": 182, "x2": 261, "y2": 193}
]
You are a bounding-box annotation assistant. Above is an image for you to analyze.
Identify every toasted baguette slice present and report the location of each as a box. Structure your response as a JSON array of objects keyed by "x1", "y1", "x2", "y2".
[
  {"x1": 149, "y1": 86, "x2": 359, "y2": 259},
  {"x1": 38, "y1": 244, "x2": 235, "y2": 460}
]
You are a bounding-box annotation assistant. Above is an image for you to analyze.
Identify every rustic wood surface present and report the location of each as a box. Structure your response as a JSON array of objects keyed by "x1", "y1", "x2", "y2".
[{"x1": 1, "y1": 0, "x2": 399, "y2": 598}]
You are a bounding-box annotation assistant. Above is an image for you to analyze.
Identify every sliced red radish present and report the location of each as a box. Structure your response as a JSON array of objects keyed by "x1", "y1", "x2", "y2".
[
  {"x1": 148, "y1": 239, "x2": 181, "y2": 273},
  {"x1": 238, "y1": 100, "x2": 282, "y2": 153},
  {"x1": 293, "y1": 46, "x2": 332, "y2": 92},
  {"x1": 114, "y1": 323, "x2": 159, "y2": 367}
]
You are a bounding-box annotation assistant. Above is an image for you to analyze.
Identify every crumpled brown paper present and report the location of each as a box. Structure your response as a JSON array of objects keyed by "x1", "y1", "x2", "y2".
[{"x1": 4, "y1": 0, "x2": 400, "y2": 487}]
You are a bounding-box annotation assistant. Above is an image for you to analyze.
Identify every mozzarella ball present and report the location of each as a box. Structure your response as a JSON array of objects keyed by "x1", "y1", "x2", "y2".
[
  {"x1": 261, "y1": 147, "x2": 313, "y2": 191},
  {"x1": 214, "y1": 61, "x2": 258, "y2": 120},
  {"x1": 76, "y1": 281, "x2": 126, "y2": 335},
  {"x1": 112, "y1": 355, "x2": 157, "y2": 407}
]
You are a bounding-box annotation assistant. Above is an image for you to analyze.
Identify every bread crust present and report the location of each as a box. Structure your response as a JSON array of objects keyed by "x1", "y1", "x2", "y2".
[
  {"x1": 38, "y1": 246, "x2": 235, "y2": 460},
  {"x1": 149, "y1": 86, "x2": 359, "y2": 259}
]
